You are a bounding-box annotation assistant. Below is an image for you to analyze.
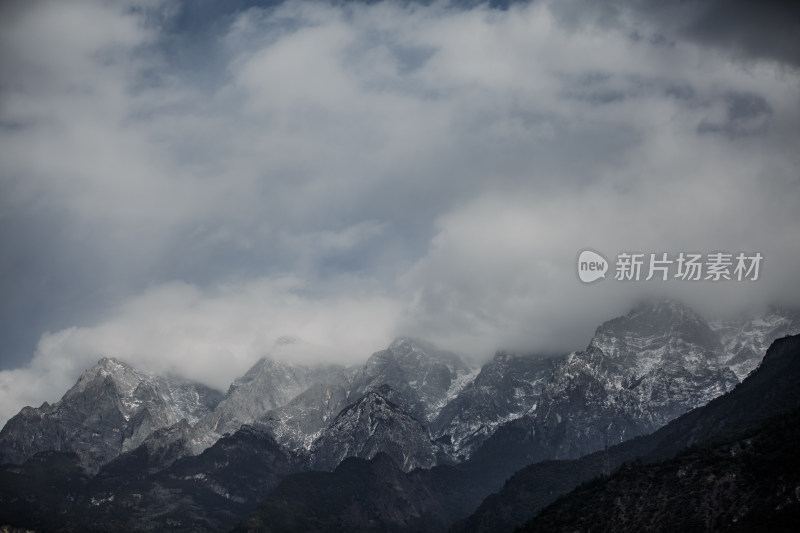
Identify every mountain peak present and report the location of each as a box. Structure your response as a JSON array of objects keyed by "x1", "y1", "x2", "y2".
[
  {"x1": 628, "y1": 298, "x2": 701, "y2": 322},
  {"x1": 592, "y1": 298, "x2": 714, "y2": 350},
  {"x1": 310, "y1": 384, "x2": 439, "y2": 472},
  {"x1": 64, "y1": 356, "x2": 146, "y2": 401},
  {"x1": 92, "y1": 356, "x2": 136, "y2": 375},
  {"x1": 387, "y1": 336, "x2": 441, "y2": 359}
]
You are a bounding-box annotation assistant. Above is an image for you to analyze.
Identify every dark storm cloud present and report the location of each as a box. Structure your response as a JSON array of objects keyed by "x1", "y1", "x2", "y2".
[
  {"x1": 681, "y1": 0, "x2": 800, "y2": 68},
  {"x1": 0, "y1": 0, "x2": 799, "y2": 424},
  {"x1": 551, "y1": 0, "x2": 800, "y2": 69}
]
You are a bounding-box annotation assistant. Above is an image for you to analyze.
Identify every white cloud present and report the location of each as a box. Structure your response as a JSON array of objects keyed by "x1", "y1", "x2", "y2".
[{"x1": 0, "y1": 277, "x2": 401, "y2": 425}]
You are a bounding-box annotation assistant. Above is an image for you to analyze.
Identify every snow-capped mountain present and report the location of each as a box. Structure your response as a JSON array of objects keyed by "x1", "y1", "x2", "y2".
[
  {"x1": 260, "y1": 379, "x2": 352, "y2": 451},
  {"x1": 474, "y1": 299, "x2": 742, "y2": 465},
  {"x1": 3, "y1": 299, "x2": 798, "y2": 479},
  {"x1": 431, "y1": 352, "x2": 555, "y2": 460},
  {"x1": 309, "y1": 385, "x2": 440, "y2": 472},
  {"x1": 350, "y1": 337, "x2": 476, "y2": 422},
  {"x1": 434, "y1": 300, "x2": 793, "y2": 462},
  {"x1": 0, "y1": 357, "x2": 222, "y2": 469},
  {"x1": 711, "y1": 306, "x2": 800, "y2": 380},
  {"x1": 259, "y1": 337, "x2": 476, "y2": 453},
  {"x1": 191, "y1": 357, "x2": 344, "y2": 452}
]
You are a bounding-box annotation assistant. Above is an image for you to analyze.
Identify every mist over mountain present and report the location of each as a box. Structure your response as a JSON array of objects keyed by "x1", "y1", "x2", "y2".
[{"x1": 1, "y1": 299, "x2": 799, "y2": 531}]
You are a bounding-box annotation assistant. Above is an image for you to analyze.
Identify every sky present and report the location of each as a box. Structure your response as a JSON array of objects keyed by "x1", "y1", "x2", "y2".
[{"x1": 1, "y1": 0, "x2": 799, "y2": 425}]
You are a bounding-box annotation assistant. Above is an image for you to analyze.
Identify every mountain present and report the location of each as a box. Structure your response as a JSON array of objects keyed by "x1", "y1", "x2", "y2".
[
  {"x1": 194, "y1": 357, "x2": 344, "y2": 451},
  {"x1": 0, "y1": 451, "x2": 90, "y2": 531},
  {"x1": 435, "y1": 301, "x2": 797, "y2": 463},
  {"x1": 431, "y1": 352, "x2": 556, "y2": 460},
  {"x1": 0, "y1": 357, "x2": 223, "y2": 470},
  {"x1": 456, "y1": 333, "x2": 800, "y2": 533},
  {"x1": 235, "y1": 322, "x2": 800, "y2": 533},
  {"x1": 711, "y1": 306, "x2": 800, "y2": 379},
  {"x1": 259, "y1": 337, "x2": 475, "y2": 455},
  {"x1": 469, "y1": 299, "x2": 739, "y2": 470},
  {"x1": 89, "y1": 418, "x2": 195, "y2": 480},
  {"x1": 0, "y1": 423, "x2": 302, "y2": 533},
  {"x1": 348, "y1": 337, "x2": 476, "y2": 423},
  {"x1": 520, "y1": 407, "x2": 800, "y2": 532},
  {"x1": 309, "y1": 385, "x2": 440, "y2": 472},
  {"x1": 2, "y1": 301, "x2": 799, "y2": 532},
  {"x1": 232, "y1": 453, "x2": 448, "y2": 533},
  {"x1": 78, "y1": 424, "x2": 301, "y2": 532},
  {"x1": 260, "y1": 380, "x2": 352, "y2": 451}
]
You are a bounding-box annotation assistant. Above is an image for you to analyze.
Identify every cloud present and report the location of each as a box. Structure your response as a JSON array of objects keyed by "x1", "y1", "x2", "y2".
[
  {"x1": 0, "y1": 0, "x2": 799, "y2": 424},
  {"x1": 0, "y1": 276, "x2": 401, "y2": 425},
  {"x1": 548, "y1": 0, "x2": 800, "y2": 69}
]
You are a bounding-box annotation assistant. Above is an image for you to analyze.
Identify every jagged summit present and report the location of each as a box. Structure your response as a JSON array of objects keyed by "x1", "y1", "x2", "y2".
[
  {"x1": 595, "y1": 298, "x2": 716, "y2": 348},
  {"x1": 64, "y1": 356, "x2": 150, "y2": 402},
  {"x1": 353, "y1": 336, "x2": 475, "y2": 423},
  {"x1": 431, "y1": 351, "x2": 555, "y2": 459},
  {"x1": 196, "y1": 356, "x2": 344, "y2": 446},
  {"x1": 309, "y1": 385, "x2": 439, "y2": 472}
]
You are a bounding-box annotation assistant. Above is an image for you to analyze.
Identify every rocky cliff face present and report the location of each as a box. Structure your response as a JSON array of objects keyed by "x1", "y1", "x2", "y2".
[
  {"x1": 309, "y1": 385, "x2": 440, "y2": 472},
  {"x1": 261, "y1": 380, "x2": 353, "y2": 451},
  {"x1": 431, "y1": 352, "x2": 555, "y2": 460},
  {"x1": 195, "y1": 358, "x2": 344, "y2": 447},
  {"x1": 349, "y1": 337, "x2": 476, "y2": 423}
]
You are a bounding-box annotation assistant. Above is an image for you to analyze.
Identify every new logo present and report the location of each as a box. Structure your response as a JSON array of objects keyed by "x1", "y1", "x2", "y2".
[{"x1": 577, "y1": 249, "x2": 608, "y2": 283}]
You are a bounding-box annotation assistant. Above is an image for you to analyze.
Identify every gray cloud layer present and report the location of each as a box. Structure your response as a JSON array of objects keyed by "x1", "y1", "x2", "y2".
[{"x1": 1, "y1": 0, "x2": 798, "y2": 424}]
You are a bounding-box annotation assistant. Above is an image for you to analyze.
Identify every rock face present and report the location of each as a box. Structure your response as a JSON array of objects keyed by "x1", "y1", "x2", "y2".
[
  {"x1": 431, "y1": 352, "x2": 556, "y2": 460},
  {"x1": 261, "y1": 380, "x2": 353, "y2": 451},
  {"x1": 196, "y1": 358, "x2": 344, "y2": 446},
  {"x1": 434, "y1": 301, "x2": 800, "y2": 463},
  {"x1": 349, "y1": 337, "x2": 476, "y2": 423},
  {"x1": 309, "y1": 386, "x2": 439, "y2": 472},
  {"x1": 0, "y1": 357, "x2": 222, "y2": 469},
  {"x1": 550, "y1": 299, "x2": 738, "y2": 451},
  {"x1": 475, "y1": 300, "x2": 740, "y2": 465},
  {"x1": 711, "y1": 306, "x2": 800, "y2": 379},
  {"x1": 457, "y1": 334, "x2": 800, "y2": 533},
  {"x1": 260, "y1": 337, "x2": 476, "y2": 454}
]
